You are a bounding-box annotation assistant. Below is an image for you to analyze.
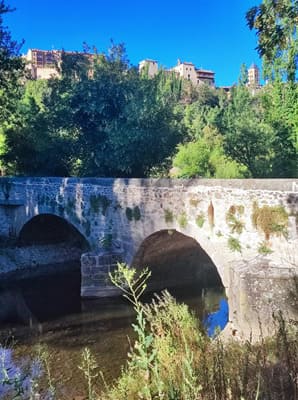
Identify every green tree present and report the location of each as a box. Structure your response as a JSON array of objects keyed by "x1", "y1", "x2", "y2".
[
  {"x1": 261, "y1": 81, "x2": 298, "y2": 176},
  {"x1": 172, "y1": 126, "x2": 247, "y2": 178},
  {"x1": 2, "y1": 43, "x2": 183, "y2": 177},
  {"x1": 246, "y1": 0, "x2": 298, "y2": 82},
  {"x1": 220, "y1": 85, "x2": 275, "y2": 177},
  {"x1": 0, "y1": 0, "x2": 24, "y2": 173},
  {"x1": 0, "y1": 0, "x2": 24, "y2": 124}
]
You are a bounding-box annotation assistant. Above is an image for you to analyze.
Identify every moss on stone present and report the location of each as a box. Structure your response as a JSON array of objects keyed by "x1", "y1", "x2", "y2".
[
  {"x1": 133, "y1": 206, "x2": 141, "y2": 221},
  {"x1": 90, "y1": 194, "x2": 111, "y2": 216},
  {"x1": 164, "y1": 209, "x2": 174, "y2": 223},
  {"x1": 126, "y1": 206, "x2": 141, "y2": 221},
  {"x1": 126, "y1": 207, "x2": 133, "y2": 221}
]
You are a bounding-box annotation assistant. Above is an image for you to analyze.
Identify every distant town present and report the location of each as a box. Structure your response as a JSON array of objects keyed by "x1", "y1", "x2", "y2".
[{"x1": 24, "y1": 48, "x2": 261, "y2": 91}]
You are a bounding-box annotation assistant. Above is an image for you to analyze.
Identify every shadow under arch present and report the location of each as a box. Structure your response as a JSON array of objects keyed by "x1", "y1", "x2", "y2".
[
  {"x1": 132, "y1": 229, "x2": 229, "y2": 334},
  {"x1": 132, "y1": 229, "x2": 223, "y2": 291},
  {"x1": 18, "y1": 213, "x2": 89, "y2": 249}
]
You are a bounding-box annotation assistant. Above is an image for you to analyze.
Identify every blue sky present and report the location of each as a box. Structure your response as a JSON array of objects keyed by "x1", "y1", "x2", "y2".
[{"x1": 6, "y1": 0, "x2": 261, "y2": 86}]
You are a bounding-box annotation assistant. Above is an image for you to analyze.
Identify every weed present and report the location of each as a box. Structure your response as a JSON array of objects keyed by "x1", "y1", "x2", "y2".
[
  {"x1": 178, "y1": 211, "x2": 188, "y2": 228},
  {"x1": 252, "y1": 202, "x2": 288, "y2": 240},
  {"x1": 126, "y1": 206, "x2": 141, "y2": 222},
  {"x1": 226, "y1": 205, "x2": 245, "y2": 234},
  {"x1": 164, "y1": 209, "x2": 174, "y2": 223},
  {"x1": 89, "y1": 194, "x2": 111, "y2": 215},
  {"x1": 228, "y1": 236, "x2": 242, "y2": 252},
  {"x1": 100, "y1": 233, "x2": 113, "y2": 250},
  {"x1": 78, "y1": 347, "x2": 99, "y2": 400},
  {"x1": 196, "y1": 213, "x2": 205, "y2": 228},
  {"x1": 258, "y1": 241, "x2": 273, "y2": 255}
]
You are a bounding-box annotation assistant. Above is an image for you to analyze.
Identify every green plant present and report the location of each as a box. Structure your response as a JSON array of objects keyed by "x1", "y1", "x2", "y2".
[
  {"x1": 100, "y1": 233, "x2": 113, "y2": 250},
  {"x1": 178, "y1": 211, "x2": 188, "y2": 228},
  {"x1": 37, "y1": 344, "x2": 56, "y2": 399},
  {"x1": 164, "y1": 209, "x2": 174, "y2": 223},
  {"x1": 126, "y1": 206, "x2": 141, "y2": 222},
  {"x1": 228, "y1": 236, "x2": 242, "y2": 252},
  {"x1": 125, "y1": 207, "x2": 133, "y2": 221},
  {"x1": 258, "y1": 241, "x2": 273, "y2": 255},
  {"x1": 107, "y1": 263, "x2": 204, "y2": 400},
  {"x1": 226, "y1": 205, "x2": 245, "y2": 234},
  {"x1": 195, "y1": 213, "x2": 205, "y2": 228},
  {"x1": 133, "y1": 206, "x2": 141, "y2": 221},
  {"x1": 89, "y1": 194, "x2": 111, "y2": 215},
  {"x1": 252, "y1": 202, "x2": 288, "y2": 240},
  {"x1": 78, "y1": 347, "x2": 99, "y2": 400}
]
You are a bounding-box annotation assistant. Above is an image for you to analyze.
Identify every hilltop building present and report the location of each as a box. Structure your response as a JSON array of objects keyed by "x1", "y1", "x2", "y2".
[
  {"x1": 25, "y1": 49, "x2": 61, "y2": 79},
  {"x1": 138, "y1": 58, "x2": 215, "y2": 86},
  {"x1": 25, "y1": 49, "x2": 94, "y2": 80},
  {"x1": 139, "y1": 59, "x2": 158, "y2": 77},
  {"x1": 247, "y1": 63, "x2": 261, "y2": 92}
]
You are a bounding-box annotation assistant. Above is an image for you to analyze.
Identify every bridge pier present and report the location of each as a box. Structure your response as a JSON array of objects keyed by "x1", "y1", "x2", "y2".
[
  {"x1": 227, "y1": 259, "x2": 297, "y2": 339},
  {"x1": 80, "y1": 251, "x2": 123, "y2": 297}
]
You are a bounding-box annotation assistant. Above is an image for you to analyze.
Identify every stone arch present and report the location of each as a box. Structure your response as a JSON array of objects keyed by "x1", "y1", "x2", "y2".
[
  {"x1": 132, "y1": 229, "x2": 224, "y2": 292},
  {"x1": 18, "y1": 213, "x2": 89, "y2": 250}
]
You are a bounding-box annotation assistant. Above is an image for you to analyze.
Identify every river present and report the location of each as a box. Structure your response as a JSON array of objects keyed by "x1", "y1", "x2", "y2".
[{"x1": 0, "y1": 264, "x2": 228, "y2": 398}]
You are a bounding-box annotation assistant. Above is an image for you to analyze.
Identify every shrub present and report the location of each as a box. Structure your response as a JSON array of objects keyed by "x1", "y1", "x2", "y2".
[{"x1": 252, "y1": 202, "x2": 288, "y2": 240}]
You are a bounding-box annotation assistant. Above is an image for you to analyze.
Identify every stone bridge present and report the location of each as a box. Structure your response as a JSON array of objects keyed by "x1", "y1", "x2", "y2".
[{"x1": 0, "y1": 177, "x2": 297, "y2": 339}]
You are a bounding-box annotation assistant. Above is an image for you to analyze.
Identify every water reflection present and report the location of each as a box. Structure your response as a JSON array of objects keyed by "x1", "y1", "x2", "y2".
[{"x1": 0, "y1": 269, "x2": 228, "y2": 396}]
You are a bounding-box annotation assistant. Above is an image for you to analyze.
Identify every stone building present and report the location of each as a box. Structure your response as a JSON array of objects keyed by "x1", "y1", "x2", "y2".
[
  {"x1": 138, "y1": 58, "x2": 215, "y2": 86},
  {"x1": 247, "y1": 63, "x2": 261, "y2": 92}
]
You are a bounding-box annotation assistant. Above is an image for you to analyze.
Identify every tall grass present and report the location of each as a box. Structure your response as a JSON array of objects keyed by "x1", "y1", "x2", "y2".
[{"x1": 99, "y1": 264, "x2": 298, "y2": 400}]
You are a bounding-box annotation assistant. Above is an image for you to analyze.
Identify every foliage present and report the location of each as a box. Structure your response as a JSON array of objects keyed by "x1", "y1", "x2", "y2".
[
  {"x1": 177, "y1": 211, "x2": 188, "y2": 228},
  {"x1": 126, "y1": 206, "x2": 141, "y2": 222},
  {"x1": 227, "y1": 236, "x2": 242, "y2": 252},
  {"x1": 104, "y1": 264, "x2": 298, "y2": 400},
  {"x1": 89, "y1": 194, "x2": 111, "y2": 215},
  {"x1": 78, "y1": 347, "x2": 99, "y2": 400},
  {"x1": 258, "y1": 241, "x2": 273, "y2": 255},
  {"x1": 164, "y1": 208, "x2": 174, "y2": 223},
  {"x1": 226, "y1": 205, "x2": 245, "y2": 234},
  {"x1": 2, "y1": 44, "x2": 183, "y2": 177},
  {"x1": 246, "y1": 0, "x2": 298, "y2": 82},
  {"x1": 220, "y1": 85, "x2": 275, "y2": 177},
  {"x1": 107, "y1": 263, "x2": 204, "y2": 400},
  {"x1": 252, "y1": 202, "x2": 289, "y2": 240},
  {"x1": 195, "y1": 212, "x2": 205, "y2": 228},
  {"x1": 0, "y1": 0, "x2": 25, "y2": 174}
]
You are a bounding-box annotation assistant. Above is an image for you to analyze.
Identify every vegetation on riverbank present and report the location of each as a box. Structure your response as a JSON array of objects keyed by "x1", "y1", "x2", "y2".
[{"x1": 1, "y1": 264, "x2": 297, "y2": 400}]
